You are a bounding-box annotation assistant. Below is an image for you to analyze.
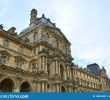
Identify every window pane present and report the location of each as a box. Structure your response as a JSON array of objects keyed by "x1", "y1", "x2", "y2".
[{"x1": 33, "y1": 32, "x2": 38, "y2": 42}]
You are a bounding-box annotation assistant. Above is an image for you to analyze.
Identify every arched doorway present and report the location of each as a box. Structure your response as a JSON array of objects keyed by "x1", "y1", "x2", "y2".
[
  {"x1": 47, "y1": 84, "x2": 51, "y2": 92},
  {"x1": 20, "y1": 82, "x2": 31, "y2": 92},
  {"x1": 61, "y1": 86, "x2": 66, "y2": 92},
  {"x1": 0, "y1": 78, "x2": 14, "y2": 92}
]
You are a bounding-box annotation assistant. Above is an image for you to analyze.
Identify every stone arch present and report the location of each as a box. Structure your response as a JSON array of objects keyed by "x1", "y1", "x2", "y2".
[
  {"x1": 0, "y1": 78, "x2": 15, "y2": 92},
  {"x1": 61, "y1": 86, "x2": 67, "y2": 92},
  {"x1": 20, "y1": 80, "x2": 33, "y2": 92},
  {"x1": 0, "y1": 76, "x2": 16, "y2": 86},
  {"x1": 47, "y1": 84, "x2": 51, "y2": 92}
]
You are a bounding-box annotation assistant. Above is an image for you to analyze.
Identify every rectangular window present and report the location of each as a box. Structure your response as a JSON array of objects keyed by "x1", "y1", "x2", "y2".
[
  {"x1": 0, "y1": 54, "x2": 7, "y2": 64},
  {"x1": 33, "y1": 33, "x2": 38, "y2": 42},
  {"x1": 33, "y1": 48, "x2": 36, "y2": 55},
  {"x1": 3, "y1": 39, "x2": 9, "y2": 48},
  {"x1": 16, "y1": 59, "x2": 24, "y2": 68},
  {"x1": 18, "y1": 46, "x2": 23, "y2": 53}
]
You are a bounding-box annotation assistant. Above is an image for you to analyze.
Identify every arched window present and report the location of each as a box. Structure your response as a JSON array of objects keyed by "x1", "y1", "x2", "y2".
[
  {"x1": 33, "y1": 32, "x2": 38, "y2": 42},
  {"x1": 20, "y1": 82, "x2": 31, "y2": 92},
  {"x1": 61, "y1": 86, "x2": 66, "y2": 92},
  {"x1": 47, "y1": 84, "x2": 51, "y2": 92},
  {"x1": 45, "y1": 33, "x2": 49, "y2": 42},
  {"x1": 0, "y1": 78, "x2": 14, "y2": 92}
]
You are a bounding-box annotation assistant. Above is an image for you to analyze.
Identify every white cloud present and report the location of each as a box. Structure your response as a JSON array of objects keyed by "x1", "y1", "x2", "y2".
[
  {"x1": 45, "y1": 0, "x2": 110, "y2": 77},
  {"x1": 0, "y1": 0, "x2": 7, "y2": 17}
]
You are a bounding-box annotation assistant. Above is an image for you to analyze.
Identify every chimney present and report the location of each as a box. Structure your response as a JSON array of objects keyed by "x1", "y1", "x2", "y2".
[
  {"x1": 0, "y1": 24, "x2": 3, "y2": 30},
  {"x1": 30, "y1": 9, "x2": 37, "y2": 27},
  {"x1": 8, "y1": 27, "x2": 16, "y2": 34}
]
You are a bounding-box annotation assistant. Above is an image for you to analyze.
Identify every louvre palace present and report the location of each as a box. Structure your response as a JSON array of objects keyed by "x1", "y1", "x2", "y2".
[{"x1": 0, "y1": 9, "x2": 110, "y2": 92}]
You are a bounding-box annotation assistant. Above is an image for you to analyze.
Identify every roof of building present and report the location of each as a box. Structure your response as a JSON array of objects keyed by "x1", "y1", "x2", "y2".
[
  {"x1": 87, "y1": 63, "x2": 101, "y2": 76},
  {"x1": 19, "y1": 14, "x2": 56, "y2": 36},
  {"x1": 19, "y1": 12, "x2": 71, "y2": 45}
]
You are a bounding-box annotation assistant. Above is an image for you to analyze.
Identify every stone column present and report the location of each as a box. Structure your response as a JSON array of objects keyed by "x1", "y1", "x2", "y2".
[
  {"x1": 67, "y1": 66, "x2": 69, "y2": 78},
  {"x1": 56, "y1": 61, "x2": 58, "y2": 74},
  {"x1": 69, "y1": 86, "x2": 71, "y2": 92},
  {"x1": 45, "y1": 57, "x2": 47, "y2": 73},
  {"x1": 69, "y1": 68, "x2": 72, "y2": 79},
  {"x1": 58, "y1": 62, "x2": 60, "y2": 75},
  {"x1": 57, "y1": 84, "x2": 59, "y2": 92},
  {"x1": 54, "y1": 84, "x2": 57, "y2": 92},
  {"x1": 54, "y1": 61, "x2": 56, "y2": 74},
  {"x1": 14, "y1": 85, "x2": 20, "y2": 92},
  {"x1": 39, "y1": 57, "x2": 42, "y2": 71},
  {"x1": 32, "y1": 81, "x2": 37, "y2": 92},
  {"x1": 14, "y1": 80, "x2": 20, "y2": 92},
  {"x1": 55, "y1": 60, "x2": 60, "y2": 75},
  {"x1": 51, "y1": 62, "x2": 54, "y2": 75},
  {"x1": 64, "y1": 70, "x2": 67, "y2": 80},
  {"x1": 42, "y1": 82, "x2": 45, "y2": 92},
  {"x1": 37, "y1": 82, "x2": 41, "y2": 92},
  {"x1": 42, "y1": 56, "x2": 45, "y2": 71},
  {"x1": 45, "y1": 82, "x2": 47, "y2": 92},
  {"x1": 41, "y1": 57, "x2": 43, "y2": 71}
]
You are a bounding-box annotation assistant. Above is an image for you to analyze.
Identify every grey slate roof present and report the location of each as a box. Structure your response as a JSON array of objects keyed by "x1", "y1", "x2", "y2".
[
  {"x1": 87, "y1": 63, "x2": 101, "y2": 76},
  {"x1": 19, "y1": 13, "x2": 71, "y2": 45},
  {"x1": 19, "y1": 14, "x2": 56, "y2": 36}
]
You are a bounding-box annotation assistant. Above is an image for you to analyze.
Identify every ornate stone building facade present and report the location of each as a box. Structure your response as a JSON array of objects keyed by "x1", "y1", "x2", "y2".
[{"x1": 0, "y1": 9, "x2": 110, "y2": 92}]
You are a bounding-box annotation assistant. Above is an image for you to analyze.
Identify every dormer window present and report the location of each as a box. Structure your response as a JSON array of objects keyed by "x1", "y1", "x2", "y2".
[{"x1": 33, "y1": 32, "x2": 38, "y2": 42}]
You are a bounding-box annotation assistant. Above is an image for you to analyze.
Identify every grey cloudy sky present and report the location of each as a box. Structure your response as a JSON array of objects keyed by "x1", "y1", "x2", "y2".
[{"x1": 0, "y1": 0, "x2": 110, "y2": 77}]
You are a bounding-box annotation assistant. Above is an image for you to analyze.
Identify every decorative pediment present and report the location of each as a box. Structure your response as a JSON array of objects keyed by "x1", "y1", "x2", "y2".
[
  {"x1": 15, "y1": 56, "x2": 25, "y2": 62},
  {"x1": 30, "y1": 58, "x2": 38, "y2": 62}
]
